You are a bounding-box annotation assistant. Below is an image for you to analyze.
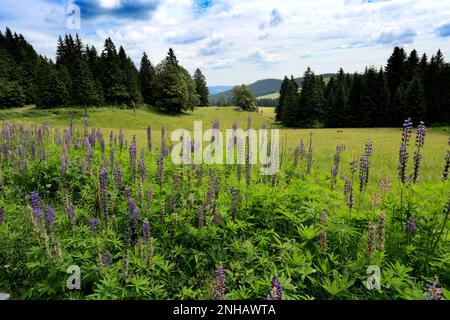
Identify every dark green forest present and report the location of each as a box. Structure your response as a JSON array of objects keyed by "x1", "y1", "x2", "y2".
[
  {"x1": 276, "y1": 47, "x2": 450, "y2": 127},
  {"x1": 0, "y1": 27, "x2": 209, "y2": 113}
]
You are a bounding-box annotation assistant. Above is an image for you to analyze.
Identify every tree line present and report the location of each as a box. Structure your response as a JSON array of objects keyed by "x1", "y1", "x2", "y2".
[
  {"x1": 276, "y1": 47, "x2": 450, "y2": 127},
  {"x1": 0, "y1": 27, "x2": 209, "y2": 112}
]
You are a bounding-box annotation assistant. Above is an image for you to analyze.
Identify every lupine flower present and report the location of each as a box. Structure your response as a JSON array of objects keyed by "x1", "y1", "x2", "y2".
[
  {"x1": 359, "y1": 154, "x2": 369, "y2": 192},
  {"x1": 146, "y1": 187, "x2": 154, "y2": 209},
  {"x1": 214, "y1": 209, "x2": 222, "y2": 225},
  {"x1": 330, "y1": 165, "x2": 337, "y2": 190},
  {"x1": 119, "y1": 129, "x2": 124, "y2": 152},
  {"x1": 61, "y1": 146, "x2": 69, "y2": 178},
  {"x1": 157, "y1": 152, "x2": 164, "y2": 188},
  {"x1": 405, "y1": 219, "x2": 416, "y2": 236},
  {"x1": 146, "y1": 126, "x2": 152, "y2": 151},
  {"x1": 99, "y1": 166, "x2": 108, "y2": 215},
  {"x1": 81, "y1": 158, "x2": 87, "y2": 174},
  {"x1": 377, "y1": 212, "x2": 386, "y2": 251},
  {"x1": 198, "y1": 204, "x2": 206, "y2": 228},
  {"x1": 230, "y1": 187, "x2": 242, "y2": 220},
  {"x1": 266, "y1": 275, "x2": 283, "y2": 300},
  {"x1": 344, "y1": 179, "x2": 354, "y2": 209},
  {"x1": 412, "y1": 122, "x2": 426, "y2": 183},
  {"x1": 115, "y1": 164, "x2": 122, "y2": 189},
  {"x1": 365, "y1": 139, "x2": 373, "y2": 157},
  {"x1": 398, "y1": 118, "x2": 413, "y2": 184},
  {"x1": 293, "y1": 145, "x2": 300, "y2": 169},
  {"x1": 168, "y1": 197, "x2": 175, "y2": 211},
  {"x1": 161, "y1": 127, "x2": 167, "y2": 156},
  {"x1": 0, "y1": 207, "x2": 4, "y2": 224},
  {"x1": 89, "y1": 218, "x2": 98, "y2": 234},
  {"x1": 350, "y1": 159, "x2": 357, "y2": 174},
  {"x1": 66, "y1": 202, "x2": 75, "y2": 223},
  {"x1": 127, "y1": 198, "x2": 136, "y2": 216},
  {"x1": 366, "y1": 221, "x2": 377, "y2": 257},
  {"x1": 424, "y1": 277, "x2": 445, "y2": 300},
  {"x1": 142, "y1": 218, "x2": 151, "y2": 242},
  {"x1": 125, "y1": 186, "x2": 132, "y2": 199},
  {"x1": 129, "y1": 137, "x2": 137, "y2": 182},
  {"x1": 213, "y1": 265, "x2": 226, "y2": 300},
  {"x1": 139, "y1": 150, "x2": 146, "y2": 181},
  {"x1": 102, "y1": 250, "x2": 111, "y2": 266},
  {"x1": 110, "y1": 145, "x2": 115, "y2": 171},
  {"x1": 196, "y1": 167, "x2": 203, "y2": 186},
  {"x1": 245, "y1": 137, "x2": 252, "y2": 186},
  {"x1": 370, "y1": 195, "x2": 382, "y2": 206},
  {"x1": 132, "y1": 208, "x2": 141, "y2": 223},
  {"x1": 380, "y1": 178, "x2": 391, "y2": 194},
  {"x1": 30, "y1": 192, "x2": 43, "y2": 218},
  {"x1": 306, "y1": 132, "x2": 313, "y2": 174},
  {"x1": 319, "y1": 212, "x2": 328, "y2": 253}
]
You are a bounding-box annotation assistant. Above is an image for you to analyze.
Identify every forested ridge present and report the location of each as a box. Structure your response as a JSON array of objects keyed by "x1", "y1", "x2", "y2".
[
  {"x1": 276, "y1": 47, "x2": 450, "y2": 127},
  {"x1": 0, "y1": 27, "x2": 209, "y2": 113}
]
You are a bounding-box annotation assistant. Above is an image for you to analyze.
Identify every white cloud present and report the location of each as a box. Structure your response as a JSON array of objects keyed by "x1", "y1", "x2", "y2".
[{"x1": 0, "y1": 0, "x2": 449, "y2": 85}]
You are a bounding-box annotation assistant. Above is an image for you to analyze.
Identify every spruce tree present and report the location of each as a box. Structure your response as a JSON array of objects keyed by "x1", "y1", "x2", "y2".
[
  {"x1": 280, "y1": 78, "x2": 299, "y2": 126},
  {"x1": 276, "y1": 76, "x2": 289, "y2": 121},
  {"x1": 139, "y1": 52, "x2": 155, "y2": 105},
  {"x1": 193, "y1": 68, "x2": 209, "y2": 106}
]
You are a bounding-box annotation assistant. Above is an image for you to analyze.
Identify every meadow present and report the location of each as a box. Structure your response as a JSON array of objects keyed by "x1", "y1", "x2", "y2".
[{"x1": 0, "y1": 106, "x2": 449, "y2": 300}]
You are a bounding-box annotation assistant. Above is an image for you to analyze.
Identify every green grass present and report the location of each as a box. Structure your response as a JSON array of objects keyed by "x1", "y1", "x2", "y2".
[{"x1": 2, "y1": 105, "x2": 449, "y2": 183}]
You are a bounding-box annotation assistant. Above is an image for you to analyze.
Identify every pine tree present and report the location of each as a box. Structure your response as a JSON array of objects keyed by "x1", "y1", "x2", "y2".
[
  {"x1": 139, "y1": 52, "x2": 155, "y2": 105},
  {"x1": 276, "y1": 76, "x2": 289, "y2": 121},
  {"x1": 280, "y1": 78, "x2": 299, "y2": 126},
  {"x1": 385, "y1": 47, "x2": 407, "y2": 104},
  {"x1": 194, "y1": 68, "x2": 209, "y2": 106},
  {"x1": 298, "y1": 67, "x2": 326, "y2": 127},
  {"x1": 35, "y1": 59, "x2": 69, "y2": 108},
  {"x1": 398, "y1": 76, "x2": 426, "y2": 123},
  {"x1": 0, "y1": 79, "x2": 25, "y2": 108}
]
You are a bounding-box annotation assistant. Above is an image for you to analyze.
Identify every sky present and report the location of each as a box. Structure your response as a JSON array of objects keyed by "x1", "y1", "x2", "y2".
[{"x1": 1, "y1": 0, "x2": 450, "y2": 86}]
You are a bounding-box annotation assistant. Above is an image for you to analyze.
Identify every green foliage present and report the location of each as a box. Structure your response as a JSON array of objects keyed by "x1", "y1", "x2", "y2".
[{"x1": 232, "y1": 84, "x2": 257, "y2": 111}]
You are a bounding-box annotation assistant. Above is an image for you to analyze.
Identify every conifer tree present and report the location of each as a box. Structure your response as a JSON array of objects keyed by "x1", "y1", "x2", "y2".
[
  {"x1": 139, "y1": 52, "x2": 155, "y2": 105},
  {"x1": 194, "y1": 68, "x2": 209, "y2": 106}
]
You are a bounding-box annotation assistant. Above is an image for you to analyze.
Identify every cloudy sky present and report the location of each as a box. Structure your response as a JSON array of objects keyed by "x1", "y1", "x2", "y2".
[{"x1": 1, "y1": 0, "x2": 450, "y2": 85}]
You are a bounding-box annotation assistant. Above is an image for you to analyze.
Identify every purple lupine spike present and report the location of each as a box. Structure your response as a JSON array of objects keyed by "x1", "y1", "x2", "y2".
[
  {"x1": 365, "y1": 139, "x2": 373, "y2": 157},
  {"x1": 89, "y1": 218, "x2": 98, "y2": 234},
  {"x1": 119, "y1": 129, "x2": 124, "y2": 152},
  {"x1": 267, "y1": 275, "x2": 283, "y2": 300},
  {"x1": 129, "y1": 136, "x2": 137, "y2": 182},
  {"x1": 398, "y1": 118, "x2": 414, "y2": 184},
  {"x1": 230, "y1": 187, "x2": 242, "y2": 220},
  {"x1": 132, "y1": 208, "x2": 141, "y2": 223},
  {"x1": 99, "y1": 166, "x2": 108, "y2": 215},
  {"x1": 82, "y1": 157, "x2": 87, "y2": 174},
  {"x1": 443, "y1": 150, "x2": 450, "y2": 181},
  {"x1": 139, "y1": 150, "x2": 146, "y2": 181},
  {"x1": 161, "y1": 127, "x2": 167, "y2": 156},
  {"x1": 29, "y1": 192, "x2": 43, "y2": 219},
  {"x1": 45, "y1": 207, "x2": 56, "y2": 227},
  {"x1": 109, "y1": 130, "x2": 114, "y2": 147},
  {"x1": 424, "y1": 277, "x2": 444, "y2": 300},
  {"x1": 127, "y1": 199, "x2": 136, "y2": 220},
  {"x1": 125, "y1": 186, "x2": 132, "y2": 199},
  {"x1": 115, "y1": 164, "x2": 122, "y2": 189},
  {"x1": 350, "y1": 159, "x2": 357, "y2": 174},
  {"x1": 213, "y1": 265, "x2": 225, "y2": 300},
  {"x1": 344, "y1": 179, "x2": 354, "y2": 209},
  {"x1": 330, "y1": 165, "x2": 338, "y2": 190},
  {"x1": 0, "y1": 207, "x2": 4, "y2": 224},
  {"x1": 359, "y1": 153, "x2": 369, "y2": 192},
  {"x1": 110, "y1": 145, "x2": 115, "y2": 170},
  {"x1": 157, "y1": 152, "x2": 164, "y2": 188},
  {"x1": 168, "y1": 197, "x2": 175, "y2": 211},
  {"x1": 61, "y1": 146, "x2": 69, "y2": 178},
  {"x1": 147, "y1": 126, "x2": 152, "y2": 151},
  {"x1": 142, "y1": 218, "x2": 151, "y2": 242},
  {"x1": 412, "y1": 122, "x2": 426, "y2": 183},
  {"x1": 198, "y1": 204, "x2": 206, "y2": 228},
  {"x1": 66, "y1": 202, "x2": 75, "y2": 223},
  {"x1": 102, "y1": 250, "x2": 111, "y2": 266},
  {"x1": 405, "y1": 219, "x2": 416, "y2": 236}
]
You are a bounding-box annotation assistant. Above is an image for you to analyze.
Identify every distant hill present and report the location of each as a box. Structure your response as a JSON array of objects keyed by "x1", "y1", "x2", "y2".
[
  {"x1": 208, "y1": 85, "x2": 233, "y2": 95},
  {"x1": 209, "y1": 75, "x2": 334, "y2": 103}
]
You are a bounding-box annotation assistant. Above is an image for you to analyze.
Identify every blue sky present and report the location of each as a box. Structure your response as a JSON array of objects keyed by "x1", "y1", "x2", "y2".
[{"x1": 1, "y1": 0, "x2": 450, "y2": 85}]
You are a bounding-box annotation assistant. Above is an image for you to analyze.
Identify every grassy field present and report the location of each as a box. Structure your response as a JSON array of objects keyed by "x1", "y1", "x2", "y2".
[
  {"x1": 257, "y1": 92, "x2": 280, "y2": 99},
  {"x1": 1, "y1": 105, "x2": 449, "y2": 183}
]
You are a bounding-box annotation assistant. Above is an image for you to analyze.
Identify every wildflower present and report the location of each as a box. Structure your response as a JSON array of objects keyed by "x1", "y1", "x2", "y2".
[
  {"x1": 213, "y1": 265, "x2": 225, "y2": 300},
  {"x1": 161, "y1": 127, "x2": 167, "y2": 156},
  {"x1": 30, "y1": 191, "x2": 43, "y2": 218},
  {"x1": 139, "y1": 150, "x2": 146, "y2": 181},
  {"x1": 366, "y1": 221, "x2": 377, "y2": 257},
  {"x1": 412, "y1": 122, "x2": 426, "y2": 183},
  {"x1": 365, "y1": 139, "x2": 373, "y2": 157},
  {"x1": 214, "y1": 209, "x2": 222, "y2": 225},
  {"x1": 142, "y1": 219, "x2": 151, "y2": 242},
  {"x1": 99, "y1": 166, "x2": 108, "y2": 215},
  {"x1": 425, "y1": 277, "x2": 445, "y2": 300},
  {"x1": 198, "y1": 204, "x2": 206, "y2": 228},
  {"x1": 359, "y1": 153, "x2": 369, "y2": 192},
  {"x1": 442, "y1": 150, "x2": 449, "y2": 181},
  {"x1": 350, "y1": 159, "x2": 357, "y2": 174},
  {"x1": 89, "y1": 218, "x2": 98, "y2": 234},
  {"x1": 319, "y1": 212, "x2": 328, "y2": 253},
  {"x1": 370, "y1": 195, "x2": 382, "y2": 206},
  {"x1": 398, "y1": 118, "x2": 413, "y2": 184},
  {"x1": 230, "y1": 187, "x2": 242, "y2": 220},
  {"x1": 66, "y1": 202, "x2": 75, "y2": 223},
  {"x1": 293, "y1": 145, "x2": 300, "y2": 169},
  {"x1": 306, "y1": 132, "x2": 313, "y2": 175},
  {"x1": 102, "y1": 250, "x2": 111, "y2": 266},
  {"x1": 266, "y1": 275, "x2": 283, "y2": 300},
  {"x1": 380, "y1": 178, "x2": 391, "y2": 194},
  {"x1": 147, "y1": 126, "x2": 152, "y2": 151},
  {"x1": 110, "y1": 145, "x2": 115, "y2": 171},
  {"x1": 157, "y1": 152, "x2": 164, "y2": 188},
  {"x1": 124, "y1": 186, "x2": 132, "y2": 199},
  {"x1": 129, "y1": 137, "x2": 137, "y2": 182},
  {"x1": 330, "y1": 165, "x2": 337, "y2": 190},
  {"x1": 168, "y1": 197, "x2": 175, "y2": 211},
  {"x1": 115, "y1": 164, "x2": 122, "y2": 189},
  {"x1": 377, "y1": 212, "x2": 386, "y2": 251},
  {"x1": 127, "y1": 198, "x2": 136, "y2": 216},
  {"x1": 119, "y1": 129, "x2": 124, "y2": 152},
  {"x1": 344, "y1": 179, "x2": 354, "y2": 209},
  {"x1": 405, "y1": 219, "x2": 416, "y2": 236},
  {"x1": 132, "y1": 208, "x2": 141, "y2": 223}
]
